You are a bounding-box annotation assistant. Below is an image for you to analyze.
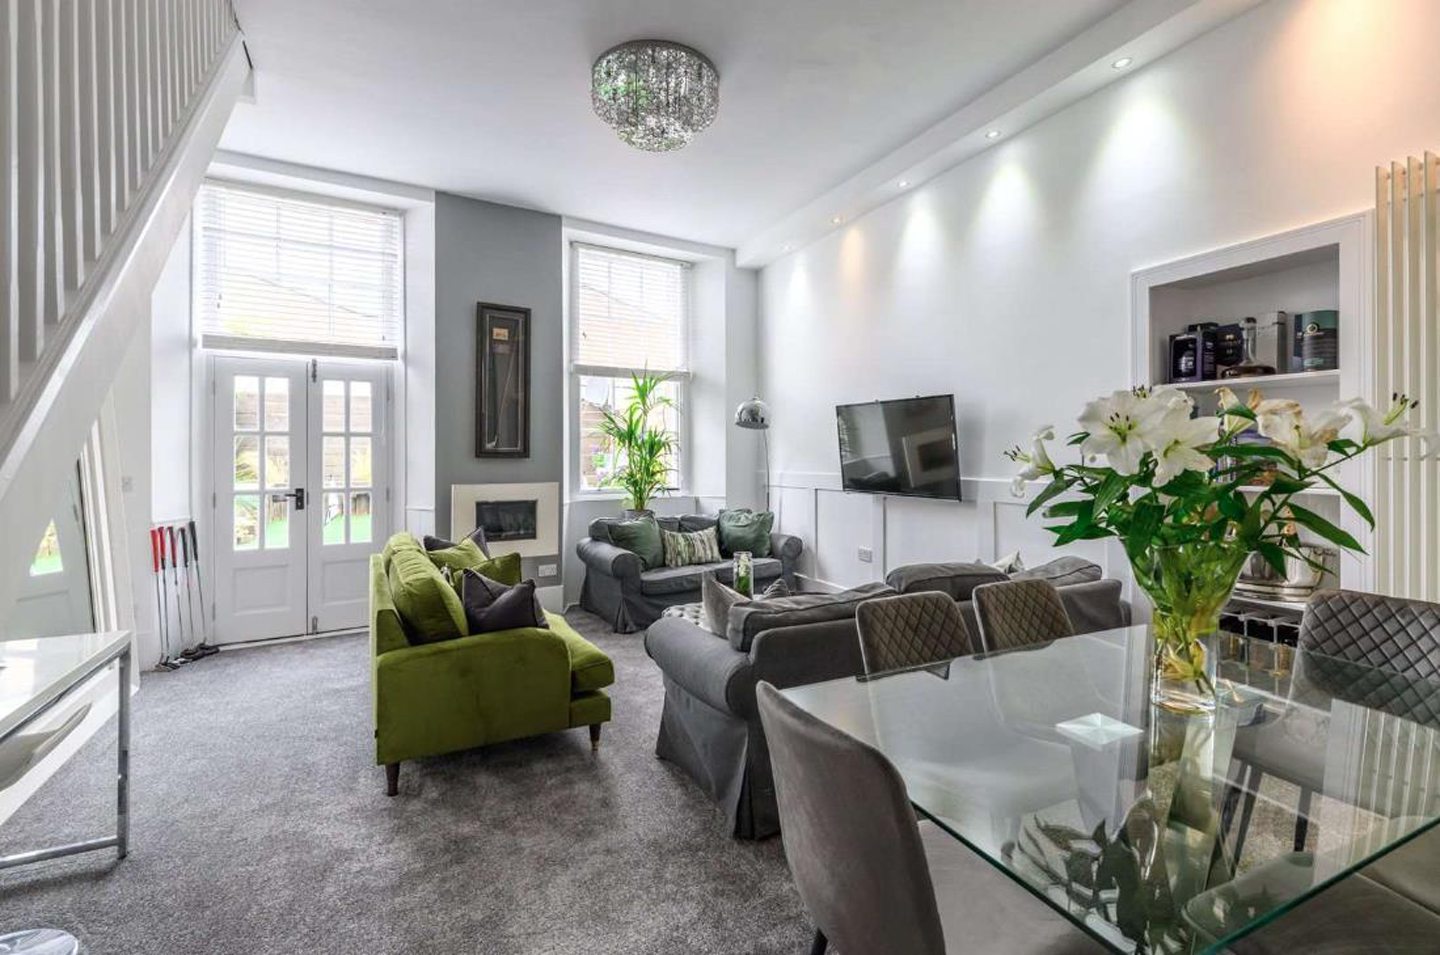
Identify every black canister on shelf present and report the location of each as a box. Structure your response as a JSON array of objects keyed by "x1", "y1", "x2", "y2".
[{"x1": 1291, "y1": 310, "x2": 1339, "y2": 372}]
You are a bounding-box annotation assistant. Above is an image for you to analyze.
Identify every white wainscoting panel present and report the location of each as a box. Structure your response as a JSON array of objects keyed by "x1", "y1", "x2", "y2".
[{"x1": 774, "y1": 471, "x2": 1133, "y2": 597}]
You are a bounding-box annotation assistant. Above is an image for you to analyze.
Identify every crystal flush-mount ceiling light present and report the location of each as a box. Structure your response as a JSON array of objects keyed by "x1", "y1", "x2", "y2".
[{"x1": 591, "y1": 40, "x2": 720, "y2": 152}]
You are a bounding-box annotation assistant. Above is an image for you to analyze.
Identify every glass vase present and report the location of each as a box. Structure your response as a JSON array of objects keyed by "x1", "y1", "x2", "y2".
[
  {"x1": 1128, "y1": 542, "x2": 1248, "y2": 715},
  {"x1": 732, "y1": 551, "x2": 754, "y2": 598}
]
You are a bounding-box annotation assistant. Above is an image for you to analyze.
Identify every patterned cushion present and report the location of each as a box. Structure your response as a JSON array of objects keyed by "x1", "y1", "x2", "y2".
[
  {"x1": 856, "y1": 592, "x2": 975, "y2": 675},
  {"x1": 661, "y1": 525, "x2": 724, "y2": 568}
]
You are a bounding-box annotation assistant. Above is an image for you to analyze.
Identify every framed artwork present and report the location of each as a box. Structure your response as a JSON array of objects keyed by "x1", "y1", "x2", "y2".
[{"x1": 475, "y1": 302, "x2": 530, "y2": 458}]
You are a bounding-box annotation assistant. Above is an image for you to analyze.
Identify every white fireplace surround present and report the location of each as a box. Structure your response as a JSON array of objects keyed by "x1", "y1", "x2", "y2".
[{"x1": 450, "y1": 482, "x2": 560, "y2": 559}]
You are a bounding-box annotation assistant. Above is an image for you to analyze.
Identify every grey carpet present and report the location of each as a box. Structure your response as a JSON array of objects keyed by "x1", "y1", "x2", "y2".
[{"x1": 0, "y1": 612, "x2": 812, "y2": 955}]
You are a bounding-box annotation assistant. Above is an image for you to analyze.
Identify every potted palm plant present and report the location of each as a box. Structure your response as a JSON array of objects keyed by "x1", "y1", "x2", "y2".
[{"x1": 596, "y1": 371, "x2": 678, "y2": 516}]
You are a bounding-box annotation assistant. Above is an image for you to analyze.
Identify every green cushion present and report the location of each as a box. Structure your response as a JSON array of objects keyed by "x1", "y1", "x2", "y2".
[
  {"x1": 717, "y1": 509, "x2": 774, "y2": 558},
  {"x1": 546, "y1": 611, "x2": 615, "y2": 692},
  {"x1": 608, "y1": 514, "x2": 663, "y2": 570},
  {"x1": 425, "y1": 540, "x2": 522, "y2": 587},
  {"x1": 382, "y1": 531, "x2": 423, "y2": 567},
  {"x1": 387, "y1": 547, "x2": 468, "y2": 644}
]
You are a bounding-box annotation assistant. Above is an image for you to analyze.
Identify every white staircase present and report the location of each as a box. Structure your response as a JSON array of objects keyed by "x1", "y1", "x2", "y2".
[{"x1": 0, "y1": 0, "x2": 249, "y2": 616}]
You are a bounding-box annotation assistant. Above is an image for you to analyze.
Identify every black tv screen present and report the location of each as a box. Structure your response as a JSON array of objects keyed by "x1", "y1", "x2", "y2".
[{"x1": 836, "y1": 395, "x2": 961, "y2": 500}]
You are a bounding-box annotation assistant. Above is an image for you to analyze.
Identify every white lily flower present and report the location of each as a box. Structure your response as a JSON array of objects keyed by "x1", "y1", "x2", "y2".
[
  {"x1": 1005, "y1": 426, "x2": 1057, "y2": 495},
  {"x1": 1259, "y1": 404, "x2": 1350, "y2": 470},
  {"x1": 1342, "y1": 394, "x2": 1425, "y2": 445},
  {"x1": 1141, "y1": 406, "x2": 1221, "y2": 486},
  {"x1": 1078, "y1": 391, "x2": 1154, "y2": 475}
]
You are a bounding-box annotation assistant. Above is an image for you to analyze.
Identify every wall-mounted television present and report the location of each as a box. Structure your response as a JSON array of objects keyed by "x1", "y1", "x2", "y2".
[{"x1": 835, "y1": 395, "x2": 962, "y2": 501}]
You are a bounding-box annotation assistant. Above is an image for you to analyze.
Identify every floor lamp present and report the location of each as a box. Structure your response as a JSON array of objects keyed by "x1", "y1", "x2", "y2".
[{"x1": 733, "y1": 397, "x2": 771, "y2": 511}]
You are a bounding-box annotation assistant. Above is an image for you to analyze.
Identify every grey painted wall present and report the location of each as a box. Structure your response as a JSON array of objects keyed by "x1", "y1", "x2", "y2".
[{"x1": 433, "y1": 193, "x2": 563, "y2": 539}]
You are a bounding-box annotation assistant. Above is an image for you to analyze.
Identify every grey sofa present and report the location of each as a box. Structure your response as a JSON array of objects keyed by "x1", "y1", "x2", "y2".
[
  {"x1": 644, "y1": 558, "x2": 1131, "y2": 839},
  {"x1": 577, "y1": 513, "x2": 803, "y2": 633}
]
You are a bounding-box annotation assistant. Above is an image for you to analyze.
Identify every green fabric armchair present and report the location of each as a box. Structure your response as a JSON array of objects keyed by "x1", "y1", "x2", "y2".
[{"x1": 370, "y1": 554, "x2": 613, "y2": 795}]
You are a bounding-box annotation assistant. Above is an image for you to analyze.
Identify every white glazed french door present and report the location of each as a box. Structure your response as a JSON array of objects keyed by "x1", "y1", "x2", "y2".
[{"x1": 210, "y1": 356, "x2": 389, "y2": 643}]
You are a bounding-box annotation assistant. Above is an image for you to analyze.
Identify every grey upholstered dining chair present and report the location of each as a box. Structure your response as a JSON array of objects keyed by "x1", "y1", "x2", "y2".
[
  {"x1": 971, "y1": 578, "x2": 1076, "y2": 654},
  {"x1": 1206, "y1": 588, "x2": 1440, "y2": 952},
  {"x1": 755, "y1": 681, "x2": 1104, "y2": 955},
  {"x1": 1227, "y1": 589, "x2": 1440, "y2": 859},
  {"x1": 855, "y1": 591, "x2": 975, "y2": 676}
]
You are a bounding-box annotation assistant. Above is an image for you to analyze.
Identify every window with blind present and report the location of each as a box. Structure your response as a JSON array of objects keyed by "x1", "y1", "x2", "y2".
[
  {"x1": 572, "y1": 244, "x2": 690, "y2": 491},
  {"x1": 194, "y1": 181, "x2": 404, "y2": 359}
]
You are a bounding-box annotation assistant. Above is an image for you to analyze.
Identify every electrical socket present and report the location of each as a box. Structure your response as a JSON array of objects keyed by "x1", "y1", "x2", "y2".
[
  {"x1": 857, "y1": 547, "x2": 873, "y2": 563},
  {"x1": 538, "y1": 563, "x2": 558, "y2": 577}
]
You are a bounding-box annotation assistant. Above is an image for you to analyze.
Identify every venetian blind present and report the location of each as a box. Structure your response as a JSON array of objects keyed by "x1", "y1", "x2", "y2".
[
  {"x1": 194, "y1": 181, "x2": 404, "y2": 358},
  {"x1": 574, "y1": 244, "x2": 688, "y2": 372}
]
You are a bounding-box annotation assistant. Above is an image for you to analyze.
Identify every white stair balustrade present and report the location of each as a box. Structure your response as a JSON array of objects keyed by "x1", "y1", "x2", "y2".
[{"x1": 0, "y1": 0, "x2": 250, "y2": 618}]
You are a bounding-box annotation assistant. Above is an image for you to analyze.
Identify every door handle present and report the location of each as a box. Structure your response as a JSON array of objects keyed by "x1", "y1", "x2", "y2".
[{"x1": 270, "y1": 488, "x2": 306, "y2": 511}]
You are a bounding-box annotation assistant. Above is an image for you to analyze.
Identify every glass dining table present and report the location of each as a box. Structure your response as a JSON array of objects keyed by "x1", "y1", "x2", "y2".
[{"x1": 781, "y1": 626, "x2": 1440, "y2": 953}]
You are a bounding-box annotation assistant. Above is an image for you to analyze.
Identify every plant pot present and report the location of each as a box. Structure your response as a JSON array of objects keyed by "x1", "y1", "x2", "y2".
[
  {"x1": 1128, "y1": 541, "x2": 1248, "y2": 715},
  {"x1": 622, "y1": 508, "x2": 654, "y2": 519}
]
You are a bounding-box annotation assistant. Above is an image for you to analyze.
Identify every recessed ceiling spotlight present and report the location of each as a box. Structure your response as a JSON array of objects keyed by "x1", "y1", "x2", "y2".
[
  {"x1": 781, "y1": 243, "x2": 793, "y2": 253},
  {"x1": 1111, "y1": 56, "x2": 1133, "y2": 70},
  {"x1": 830, "y1": 215, "x2": 844, "y2": 225},
  {"x1": 984, "y1": 129, "x2": 1001, "y2": 140},
  {"x1": 897, "y1": 179, "x2": 910, "y2": 188}
]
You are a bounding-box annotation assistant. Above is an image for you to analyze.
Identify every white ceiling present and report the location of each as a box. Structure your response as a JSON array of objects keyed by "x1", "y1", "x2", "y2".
[{"x1": 221, "y1": 0, "x2": 1126, "y2": 248}]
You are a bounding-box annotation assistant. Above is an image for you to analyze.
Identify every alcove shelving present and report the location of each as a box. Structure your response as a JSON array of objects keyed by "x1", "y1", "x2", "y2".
[{"x1": 1130, "y1": 212, "x2": 1374, "y2": 598}]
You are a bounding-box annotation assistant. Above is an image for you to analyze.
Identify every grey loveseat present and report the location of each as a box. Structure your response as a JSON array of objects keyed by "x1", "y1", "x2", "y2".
[
  {"x1": 644, "y1": 558, "x2": 1130, "y2": 839},
  {"x1": 577, "y1": 514, "x2": 803, "y2": 633}
]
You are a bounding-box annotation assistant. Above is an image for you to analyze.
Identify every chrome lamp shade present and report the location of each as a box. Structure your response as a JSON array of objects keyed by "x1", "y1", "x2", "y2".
[{"x1": 734, "y1": 397, "x2": 770, "y2": 430}]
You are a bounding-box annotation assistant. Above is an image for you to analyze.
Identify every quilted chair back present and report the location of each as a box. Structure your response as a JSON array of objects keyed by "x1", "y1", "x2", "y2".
[
  {"x1": 855, "y1": 592, "x2": 975, "y2": 675},
  {"x1": 1297, "y1": 590, "x2": 1440, "y2": 725},
  {"x1": 1299, "y1": 590, "x2": 1440, "y2": 678},
  {"x1": 972, "y1": 579, "x2": 1075, "y2": 654}
]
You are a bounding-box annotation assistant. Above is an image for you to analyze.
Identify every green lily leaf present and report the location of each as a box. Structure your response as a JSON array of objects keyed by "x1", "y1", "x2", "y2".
[{"x1": 1287, "y1": 504, "x2": 1365, "y2": 553}]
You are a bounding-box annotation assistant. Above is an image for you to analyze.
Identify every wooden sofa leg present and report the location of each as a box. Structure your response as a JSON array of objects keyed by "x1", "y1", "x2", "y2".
[
  {"x1": 589, "y1": 723, "x2": 602, "y2": 751},
  {"x1": 385, "y1": 763, "x2": 400, "y2": 796}
]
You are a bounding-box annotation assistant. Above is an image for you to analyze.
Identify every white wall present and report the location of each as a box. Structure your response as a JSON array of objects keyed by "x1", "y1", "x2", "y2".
[
  {"x1": 759, "y1": 0, "x2": 1440, "y2": 589},
  {"x1": 151, "y1": 217, "x2": 194, "y2": 523}
]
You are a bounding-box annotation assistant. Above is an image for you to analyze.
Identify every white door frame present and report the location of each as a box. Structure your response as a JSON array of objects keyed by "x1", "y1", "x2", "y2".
[{"x1": 204, "y1": 354, "x2": 393, "y2": 642}]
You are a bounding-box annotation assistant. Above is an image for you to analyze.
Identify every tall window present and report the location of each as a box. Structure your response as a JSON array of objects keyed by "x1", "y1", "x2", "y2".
[
  {"x1": 572, "y1": 244, "x2": 690, "y2": 492},
  {"x1": 194, "y1": 180, "x2": 404, "y2": 359}
]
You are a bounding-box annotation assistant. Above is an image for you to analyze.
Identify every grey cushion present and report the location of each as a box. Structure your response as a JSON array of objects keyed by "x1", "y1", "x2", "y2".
[
  {"x1": 727, "y1": 582, "x2": 893, "y2": 653},
  {"x1": 700, "y1": 574, "x2": 792, "y2": 636},
  {"x1": 457, "y1": 572, "x2": 546, "y2": 633},
  {"x1": 1010, "y1": 556, "x2": 1103, "y2": 588},
  {"x1": 886, "y1": 562, "x2": 1007, "y2": 601},
  {"x1": 639, "y1": 558, "x2": 783, "y2": 596},
  {"x1": 702, "y1": 574, "x2": 749, "y2": 636}
]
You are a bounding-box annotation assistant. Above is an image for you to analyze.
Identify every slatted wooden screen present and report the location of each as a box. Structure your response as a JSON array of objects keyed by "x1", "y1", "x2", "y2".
[
  {"x1": 0, "y1": 0, "x2": 239, "y2": 404},
  {"x1": 1374, "y1": 153, "x2": 1440, "y2": 602}
]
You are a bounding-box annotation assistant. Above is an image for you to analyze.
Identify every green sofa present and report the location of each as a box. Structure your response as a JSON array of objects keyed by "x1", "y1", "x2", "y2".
[{"x1": 370, "y1": 551, "x2": 614, "y2": 795}]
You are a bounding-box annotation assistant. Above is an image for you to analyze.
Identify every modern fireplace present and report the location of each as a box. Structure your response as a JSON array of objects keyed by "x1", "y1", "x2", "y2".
[
  {"x1": 450, "y1": 482, "x2": 558, "y2": 559},
  {"x1": 475, "y1": 499, "x2": 537, "y2": 542}
]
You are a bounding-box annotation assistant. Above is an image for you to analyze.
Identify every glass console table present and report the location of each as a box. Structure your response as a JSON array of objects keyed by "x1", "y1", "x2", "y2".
[
  {"x1": 0, "y1": 631, "x2": 132, "y2": 871},
  {"x1": 782, "y1": 626, "x2": 1440, "y2": 953}
]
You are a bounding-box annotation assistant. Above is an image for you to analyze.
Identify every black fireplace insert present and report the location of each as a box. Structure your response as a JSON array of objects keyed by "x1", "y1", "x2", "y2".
[{"x1": 475, "y1": 500, "x2": 537, "y2": 542}]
